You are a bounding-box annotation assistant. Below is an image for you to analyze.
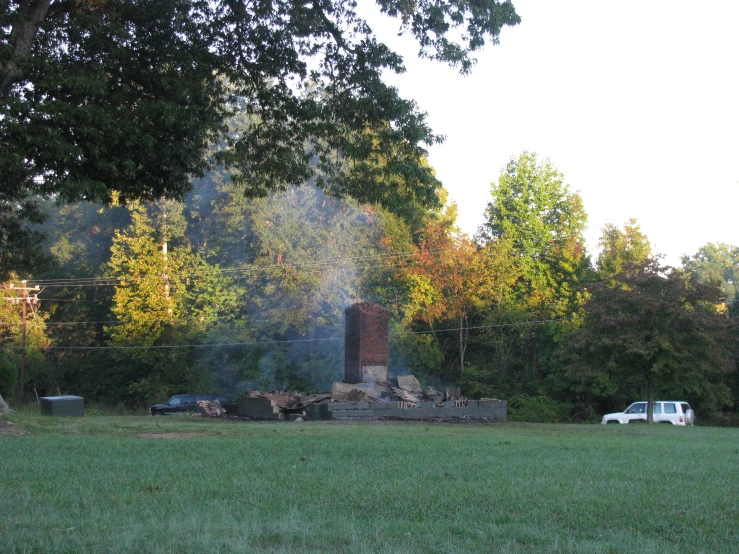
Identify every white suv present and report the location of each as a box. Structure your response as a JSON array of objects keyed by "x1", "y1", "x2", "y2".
[{"x1": 601, "y1": 401, "x2": 695, "y2": 425}]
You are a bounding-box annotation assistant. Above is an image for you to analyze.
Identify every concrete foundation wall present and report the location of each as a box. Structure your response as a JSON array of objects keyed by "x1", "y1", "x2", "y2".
[
  {"x1": 321, "y1": 400, "x2": 507, "y2": 421},
  {"x1": 236, "y1": 397, "x2": 284, "y2": 420},
  {"x1": 238, "y1": 397, "x2": 507, "y2": 422}
]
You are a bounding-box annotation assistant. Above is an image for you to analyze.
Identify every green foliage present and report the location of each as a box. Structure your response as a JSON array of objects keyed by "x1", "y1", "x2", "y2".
[
  {"x1": 463, "y1": 152, "x2": 591, "y2": 404},
  {"x1": 390, "y1": 328, "x2": 444, "y2": 381},
  {"x1": 0, "y1": 0, "x2": 520, "y2": 277},
  {"x1": 357, "y1": 208, "x2": 418, "y2": 316},
  {"x1": 556, "y1": 260, "x2": 735, "y2": 419},
  {"x1": 0, "y1": 201, "x2": 49, "y2": 280},
  {"x1": 96, "y1": 184, "x2": 425, "y2": 398},
  {"x1": 0, "y1": 352, "x2": 17, "y2": 398},
  {"x1": 224, "y1": 186, "x2": 412, "y2": 390},
  {"x1": 8, "y1": 149, "x2": 739, "y2": 421},
  {"x1": 28, "y1": 178, "x2": 431, "y2": 402},
  {"x1": 399, "y1": 213, "x2": 521, "y2": 379},
  {"x1": 192, "y1": 322, "x2": 261, "y2": 397},
  {"x1": 107, "y1": 201, "x2": 242, "y2": 403},
  {"x1": 508, "y1": 394, "x2": 572, "y2": 423},
  {"x1": 236, "y1": 188, "x2": 376, "y2": 334},
  {"x1": 38, "y1": 200, "x2": 130, "y2": 278},
  {"x1": 597, "y1": 218, "x2": 651, "y2": 281},
  {"x1": 477, "y1": 151, "x2": 590, "y2": 315},
  {"x1": 682, "y1": 242, "x2": 739, "y2": 317},
  {"x1": 0, "y1": 287, "x2": 51, "y2": 397}
]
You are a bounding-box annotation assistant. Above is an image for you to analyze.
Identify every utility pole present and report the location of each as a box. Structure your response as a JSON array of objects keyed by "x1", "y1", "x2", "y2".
[
  {"x1": 162, "y1": 206, "x2": 173, "y2": 322},
  {"x1": 4, "y1": 280, "x2": 40, "y2": 404}
]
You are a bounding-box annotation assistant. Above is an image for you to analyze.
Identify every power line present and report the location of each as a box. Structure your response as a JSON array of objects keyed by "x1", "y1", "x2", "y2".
[
  {"x1": 25, "y1": 247, "x2": 448, "y2": 288},
  {"x1": 27, "y1": 261, "x2": 421, "y2": 301},
  {"x1": 0, "y1": 316, "x2": 579, "y2": 350},
  {"x1": 0, "y1": 321, "x2": 119, "y2": 327},
  {"x1": 0, "y1": 336, "x2": 344, "y2": 350},
  {"x1": 32, "y1": 298, "x2": 111, "y2": 303},
  {"x1": 405, "y1": 317, "x2": 584, "y2": 335},
  {"x1": 7, "y1": 300, "x2": 735, "y2": 332}
]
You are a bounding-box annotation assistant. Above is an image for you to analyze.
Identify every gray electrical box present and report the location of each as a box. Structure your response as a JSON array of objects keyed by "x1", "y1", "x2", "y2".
[{"x1": 40, "y1": 395, "x2": 85, "y2": 417}]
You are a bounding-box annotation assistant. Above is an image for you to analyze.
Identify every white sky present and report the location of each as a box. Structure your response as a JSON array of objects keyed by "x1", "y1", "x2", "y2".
[{"x1": 362, "y1": 0, "x2": 739, "y2": 266}]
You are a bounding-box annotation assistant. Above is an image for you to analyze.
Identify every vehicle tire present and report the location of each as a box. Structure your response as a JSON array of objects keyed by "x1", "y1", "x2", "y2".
[
  {"x1": 606, "y1": 420, "x2": 619, "y2": 424},
  {"x1": 684, "y1": 409, "x2": 695, "y2": 426},
  {"x1": 629, "y1": 419, "x2": 646, "y2": 424}
]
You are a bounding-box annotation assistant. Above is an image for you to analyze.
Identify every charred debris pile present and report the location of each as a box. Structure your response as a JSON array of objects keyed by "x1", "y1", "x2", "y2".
[
  {"x1": 196, "y1": 302, "x2": 507, "y2": 422},
  {"x1": 231, "y1": 375, "x2": 506, "y2": 422}
]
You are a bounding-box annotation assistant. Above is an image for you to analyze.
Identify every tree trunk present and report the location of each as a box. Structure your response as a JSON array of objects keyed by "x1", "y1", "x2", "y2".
[
  {"x1": 0, "y1": 0, "x2": 53, "y2": 97},
  {"x1": 646, "y1": 374, "x2": 654, "y2": 423},
  {"x1": 426, "y1": 316, "x2": 440, "y2": 351}
]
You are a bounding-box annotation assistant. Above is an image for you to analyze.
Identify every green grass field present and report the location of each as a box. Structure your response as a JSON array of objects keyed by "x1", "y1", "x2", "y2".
[{"x1": 1, "y1": 411, "x2": 737, "y2": 553}]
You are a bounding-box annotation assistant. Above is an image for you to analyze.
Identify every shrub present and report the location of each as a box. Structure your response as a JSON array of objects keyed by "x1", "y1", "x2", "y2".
[
  {"x1": 0, "y1": 354, "x2": 18, "y2": 398},
  {"x1": 508, "y1": 394, "x2": 571, "y2": 423}
]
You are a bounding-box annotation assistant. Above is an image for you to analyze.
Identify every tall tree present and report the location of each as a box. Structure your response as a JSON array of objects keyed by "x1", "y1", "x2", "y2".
[
  {"x1": 107, "y1": 201, "x2": 240, "y2": 401},
  {"x1": 461, "y1": 153, "x2": 590, "y2": 403},
  {"x1": 558, "y1": 260, "x2": 734, "y2": 422},
  {"x1": 476, "y1": 151, "x2": 589, "y2": 315},
  {"x1": 682, "y1": 243, "x2": 739, "y2": 317},
  {"x1": 681, "y1": 243, "x2": 739, "y2": 417},
  {"x1": 402, "y1": 216, "x2": 518, "y2": 377},
  {"x1": 0, "y1": 0, "x2": 520, "y2": 277},
  {"x1": 597, "y1": 218, "x2": 651, "y2": 281}
]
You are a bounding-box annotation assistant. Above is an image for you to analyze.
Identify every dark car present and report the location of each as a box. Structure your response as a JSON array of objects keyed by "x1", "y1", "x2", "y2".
[{"x1": 149, "y1": 394, "x2": 234, "y2": 415}]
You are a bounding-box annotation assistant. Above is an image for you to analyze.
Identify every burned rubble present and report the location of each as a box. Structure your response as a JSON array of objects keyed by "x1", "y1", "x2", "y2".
[
  {"x1": 217, "y1": 378, "x2": 506, "y2": 422},
  {"x1": 196, "y1": 301, "x2": 507, "y2": 422}
]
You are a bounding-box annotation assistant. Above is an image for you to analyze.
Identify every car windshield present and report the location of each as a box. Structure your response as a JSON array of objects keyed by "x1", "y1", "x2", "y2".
[{"x1": 168, "y1": 396, "x2": 182, "y2": 406}]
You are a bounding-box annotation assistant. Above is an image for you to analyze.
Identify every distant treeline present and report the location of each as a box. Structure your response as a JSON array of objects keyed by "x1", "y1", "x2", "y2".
[{"x1": 1, "y1": 152, "x2": 737, "y2": 424}]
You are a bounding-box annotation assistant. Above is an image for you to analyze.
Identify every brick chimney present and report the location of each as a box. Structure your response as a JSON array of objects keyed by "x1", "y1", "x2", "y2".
[{"x1": 344, "y1": 302, "x2": 389, "y2": 384}]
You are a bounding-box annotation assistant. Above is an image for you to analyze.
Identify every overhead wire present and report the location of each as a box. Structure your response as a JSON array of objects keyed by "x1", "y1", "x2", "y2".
[
  {"x1": 25, "y1": 247, "x2": 451, "y2": 288},
  {"x1": 0, "y1": 316, "x2": 581, "y2": 350},
  {"x1": 6, "y1": 248, "x2": 733, "y2": 349},
  {"x1": 28, "y1": 260, "x2": 424, "y2": 304}
]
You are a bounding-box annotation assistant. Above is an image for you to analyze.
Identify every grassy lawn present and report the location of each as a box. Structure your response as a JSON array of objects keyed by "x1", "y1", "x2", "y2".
[{"x1": 1, "y1": 410, "x2": 737, "y2": 553}]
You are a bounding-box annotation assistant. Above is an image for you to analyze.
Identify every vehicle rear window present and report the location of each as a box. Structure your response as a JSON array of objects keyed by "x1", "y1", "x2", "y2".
[
  {"x1": 681, "y1": 403, "x2": 690, "y2": 413},
  {"x1": 664, "y1": 403, "x2": 676, "y2": 414},
  {"x1": 173, "y1": 395, "x2": 195, "y2": 404}
]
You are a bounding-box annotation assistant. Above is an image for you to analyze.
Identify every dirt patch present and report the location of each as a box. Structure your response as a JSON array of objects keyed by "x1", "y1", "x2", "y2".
[
  {"x1": 0, "y1": 419, "x2": 24, "y2": 436},
  {"x1": 137, "y1": 432, "x2": 205, "y2": 439}
]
